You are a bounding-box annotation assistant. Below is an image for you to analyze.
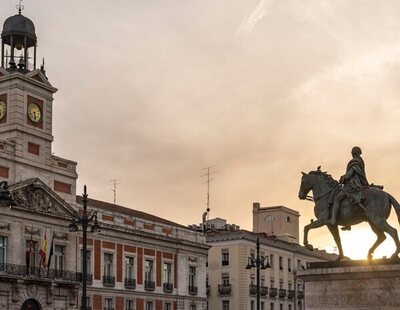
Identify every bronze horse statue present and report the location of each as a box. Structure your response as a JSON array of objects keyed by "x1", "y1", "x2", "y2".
[{"x1": 298, "y1": 169, "x2": 400, "y2": 260}]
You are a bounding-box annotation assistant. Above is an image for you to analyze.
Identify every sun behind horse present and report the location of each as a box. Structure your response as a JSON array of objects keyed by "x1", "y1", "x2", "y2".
[{"x1": 298, "y1": 168, "x2": 400, "y2": 260}]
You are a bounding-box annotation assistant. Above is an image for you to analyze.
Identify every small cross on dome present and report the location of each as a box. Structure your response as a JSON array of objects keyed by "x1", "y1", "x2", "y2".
[{"x1": 16, "y1": 0, "x2": 24, "y2": 15}]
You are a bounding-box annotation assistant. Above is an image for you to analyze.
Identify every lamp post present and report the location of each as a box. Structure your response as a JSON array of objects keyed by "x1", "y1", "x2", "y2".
[
  {"x1": 69, "y1": 185, "x2": 100, "y2": 310},
  {"x1": 245, "y1": 236, "x2": 271, "y2": 310}
]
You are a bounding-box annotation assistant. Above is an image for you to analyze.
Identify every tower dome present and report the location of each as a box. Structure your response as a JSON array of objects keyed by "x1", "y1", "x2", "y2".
[{"x1": 2, "y1": 13, "x2": 36, "y2": 48}]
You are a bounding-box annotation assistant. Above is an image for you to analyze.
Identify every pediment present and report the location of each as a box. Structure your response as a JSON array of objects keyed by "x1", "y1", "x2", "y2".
[
  {"x1": 9, "y1": 178, "x2": 77, "y2": 219},
  {"x1": 26, "y1": 70, "x2": 53, "y2": 87}
]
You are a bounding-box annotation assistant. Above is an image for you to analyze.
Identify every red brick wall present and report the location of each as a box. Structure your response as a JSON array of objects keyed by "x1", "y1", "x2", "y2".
[
  {"x1": 54, "y1": 180, "x2": 72, "y2": 194},
  {"x1": 124, "y1": 245, "x2": 136, "y2": 253},
  {"x1": 144, "y1": 248, "x2": 155, "y2": 256},
  {"x1": 79, "y1": 237, "x2": 93, "y2": 246},
  {"x1": 116, "y1": 296, "x2": 124, "y2": 310},
  {"x1": 102, "y1": 214, "x2": 114, "y2": 221},
  {"x1": 124, "y1": 218, "x2": 135, "y2": 226},
  {"x1": 137, "y1": 247, "x2": 143, "y2": 284},
  {"x1": 94, "y1": 239, "x2": 101, "y2": 280},
  {"x1": 163, "y1": 252, "x2": 173, "y2": 259},
  {"x1": 174, "y1": 301, "x2": 177, "y2": 310},
  {"x1": 144, "y1": 223, "x2": 154, "y2": 230},
  {"x1": 117, "y1": 243, "x2": 123, "y2": 282},
  {"x1": 93, "y1": 295, "x2": 102, "y2": 309},
  {"x1": 156, "y1": 251, "x2": 162, "y2": 286},
  {"x1": 156, "y1": 300, "x2": 162, "y2": 310},
  {"x1": 162, "y1": 227, "x2": 172, "y2": 235},
  {"x1": 102, "y1": 241, "x2": 115, "y2": 249},
  {"x1": 28, "y1": 142, "x2": 40, "y2": 155},
  {"x1": 137, "y1": 298, "x2": 144, "y2": 310}
]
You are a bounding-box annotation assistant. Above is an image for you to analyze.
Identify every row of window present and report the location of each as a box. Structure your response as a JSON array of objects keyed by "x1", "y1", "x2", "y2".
[
  {"x1": 220, "y1": 249, "x2": 305, "y2": 272},
  {"x1": 85, "y1": 296, "x2": 173, "y2": 310},
  {"x1": 220, "y1": 300, "x2": 295, "y2": 310}
]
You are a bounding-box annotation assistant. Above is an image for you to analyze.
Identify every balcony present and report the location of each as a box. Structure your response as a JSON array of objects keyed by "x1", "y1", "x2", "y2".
[
  {"x1": 288, "y1": 290, "x2": 295, "y2": 299},
  {"x1": 260, "y1": 286, "x2": 268, "y2": 297},
  {"x1": 103, "y1": 275, "x2": 115, "y2": 287},
  {"x1": 221, "y1": 260, "x2": 229, "y2": 266},
  {"x1": 77, "y1": 273, "x2": 93, "y2": 284},
  {"x1": 163, "y1": 282, "x2": 173, "y2": 293},
  {"x1": 249, "y1": 284, "x2": 256, "y2": 295},
  {"x1": 103, "y1": 308, "x2": 114, "y2": 310},
  {"x1": 145, "y1": 280, "x2": 155, "y2": 291},
  {"x1": 218, "y1": 284, "x2": 232, "y2": 296},
  {"x1": 297, "y1": 290, "x2": 304, "y2": 299},
  {"x1": 269, "y1": 287, "x2": 277, "y2": 298},
  {"x1": 124, "y1": 278, "x2": 136, "y2": 289},
  {"x1": 0, "y1": 263, "x2": 81, "y2": 283},
  {"x1": 189, "y1": 285, "x2": 198, "y2": 295},
  {"x1": 206, "y1": 285, "x2": 210, "y2": 295},
  {"x1": 279, "y1": 289, "x2": 287, "y2": 299}
]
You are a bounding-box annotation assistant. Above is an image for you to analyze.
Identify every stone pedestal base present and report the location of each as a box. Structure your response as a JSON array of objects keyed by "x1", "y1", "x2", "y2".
[{"x1": 297, "y1": 259, "x2": 400, "y2": 310}]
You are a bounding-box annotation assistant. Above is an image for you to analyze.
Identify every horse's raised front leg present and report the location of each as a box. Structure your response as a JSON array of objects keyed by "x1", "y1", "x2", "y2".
[
  {"x1": 327, "y1": 224, "x2": 344, "y2": 260},
  {"x1": 304, "y1": 219, "x2": 326, "y2": 251}
]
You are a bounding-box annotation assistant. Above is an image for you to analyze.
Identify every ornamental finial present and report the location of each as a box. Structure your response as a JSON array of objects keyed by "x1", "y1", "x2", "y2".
[{"x1": 16, "y1": 0, "x2": 24, "y2": 14}]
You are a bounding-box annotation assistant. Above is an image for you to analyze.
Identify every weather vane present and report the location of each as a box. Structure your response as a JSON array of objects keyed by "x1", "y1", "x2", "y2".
[{"x1": 16, "y1": 0, "x2": 24, "y2": 14}]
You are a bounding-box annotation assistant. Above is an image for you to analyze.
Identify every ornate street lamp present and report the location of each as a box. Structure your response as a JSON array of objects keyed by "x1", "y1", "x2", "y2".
[
  {"x1": 69, "y1": 185, "x2": 100, "y2": 310},
  {"x1": 245, "y1": 236, "x2": 271, "y2": 310}
]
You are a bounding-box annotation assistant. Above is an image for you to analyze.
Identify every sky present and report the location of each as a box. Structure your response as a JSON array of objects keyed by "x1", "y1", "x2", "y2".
[{"x1": 2, "y1": 0, "x2": 400, "y2": 259}]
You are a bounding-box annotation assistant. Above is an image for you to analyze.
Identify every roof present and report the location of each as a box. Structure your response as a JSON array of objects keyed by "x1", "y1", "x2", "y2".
[
  {"x1": 206, "y1": 229, "x2": 338, "y2": 261},
  {"x1": 76, "y1": 196, "x2": 187, "y2": 229},
  {"x1": 2, "y1": 14, "x2": 36, "y2": 47}
]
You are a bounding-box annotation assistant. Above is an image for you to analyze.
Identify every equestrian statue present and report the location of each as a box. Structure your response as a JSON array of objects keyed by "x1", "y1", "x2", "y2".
[{"x1": 298, "y1": 146, "x2": 400, "y2": 260}]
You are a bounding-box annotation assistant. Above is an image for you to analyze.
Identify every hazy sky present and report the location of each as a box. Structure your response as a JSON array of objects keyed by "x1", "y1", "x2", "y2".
[{"x1": 3, "y1": 0, "x2": 400, "y2": 258}]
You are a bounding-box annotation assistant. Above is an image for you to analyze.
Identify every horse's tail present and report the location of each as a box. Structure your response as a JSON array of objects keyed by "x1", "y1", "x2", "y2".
[{"x1": 388, "y1": 193, "x2": 400, "y2": 224}]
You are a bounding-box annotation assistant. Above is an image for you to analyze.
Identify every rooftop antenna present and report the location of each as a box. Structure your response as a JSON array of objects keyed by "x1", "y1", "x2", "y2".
[
  {"x1": 110, "y1": 179, "x2": 121, "y2": 204},
  {"x1": 16, "y1": 0, "x2": 24, "y2": 14},
  {"x1": 202, "y1": 166, "x2": 216, "y2": 221}
]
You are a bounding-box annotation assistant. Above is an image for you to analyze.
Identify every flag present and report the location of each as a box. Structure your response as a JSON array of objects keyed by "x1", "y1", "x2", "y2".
[
  {"x1": 47, "y1": 236, "x2": 54, "y2": 269},
  {"x1": 39, "y1": 230, "x2": 47, "y2": 267}
]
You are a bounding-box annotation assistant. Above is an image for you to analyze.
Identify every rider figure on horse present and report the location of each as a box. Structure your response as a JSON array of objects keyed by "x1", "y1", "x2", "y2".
[{"x1": 330, "y1": 146, "x2": 369, "y2": 226}]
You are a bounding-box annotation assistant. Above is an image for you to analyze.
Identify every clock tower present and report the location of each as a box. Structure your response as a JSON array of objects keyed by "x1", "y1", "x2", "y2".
[{"x1": 0, "y1": 8, "x2": 77, "y2": 202}]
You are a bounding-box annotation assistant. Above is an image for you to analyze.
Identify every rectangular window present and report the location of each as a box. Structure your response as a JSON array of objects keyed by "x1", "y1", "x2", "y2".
[
  {"x1": 189, "y1": 266, "x2": 196, "y2": 287},
  {"x1": 190, "y1": 305, "x2": 196, "y2": 310},
  {"x1": 279, "y1": 256, "x2": 283, "y2": 270},
  {"x1": 28, "y1": 142, "x2": 40, "y2": 155},
  {"x1": 163, "y1": 262, "x2": 172, "y2": 284},
  {"x1": 126, "y1": 299, "x2": 135, "y2": 310},
  {"x1": 54, "y1": 245, "x2": 65, "y2": 275},
  {"x1": 146, "y1": 301, "x2": 153, "y2": 310},
  {"x1": 145, "y1": 259, "x2": 153, "y2": 282},
  {"x1": 104, "y1": 253, "x2": 113, "y2": 276},
  {"x1": 221, "y1": 249, "x2": 229, "y2": 266},
  {"x1": 261, "y1": 302, "x2": 265, "y2": 310},
  {"x1": 221, "y1": 273, "x2": 230, "y2": 286},
  {"x1": 222, "y1": 300, "x2": 230, "y2": 310},
  {"x1": 250, "y1": 300, "x2": 255, "y2": 310},
  {"x1": 270, "y1": 303, "x2": 274, "y2": 310},
  {"x1": 288, "y1": 305, "x2": 292, "y2": 310},
  {"x1": 279, "y1": 304, "x2": 283, "y2": 310},
  {"x1": 80, "y1": 249, "x2": 91, "y2": 274},
  {"x1": 125, "y1": 256, "x2": 135, "y2": 279},
  {"x1": 288, "y1": 258, "x2": 292, "y2": 272},
  {"x1": 164, "y1": 303, "x2": 171, "y2": 310},
  {"x1": 25, "y1": 240, "x2": 38, "y2": 269},
  {"x1": 104, "y1": 298, "x2": 113, "y2": 310},
  {"x1": 0, "y1": 236, "x2": 6, "y2": 265}
]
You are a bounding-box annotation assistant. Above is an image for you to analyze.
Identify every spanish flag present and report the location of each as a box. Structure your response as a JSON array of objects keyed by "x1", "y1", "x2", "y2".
[{"x1": 39, "y1": 230, "x2": 47, "y2": 267}]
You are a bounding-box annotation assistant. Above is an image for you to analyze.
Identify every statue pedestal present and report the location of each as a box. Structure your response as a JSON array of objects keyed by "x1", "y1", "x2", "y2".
[{"x1": 297, "y1": 259, "x2": 400, "y2": 309}]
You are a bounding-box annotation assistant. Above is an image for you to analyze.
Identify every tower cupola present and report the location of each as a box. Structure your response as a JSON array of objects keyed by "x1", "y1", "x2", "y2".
[{"x1": 1, "y1": 2, "x2": 37, "y2": 71}]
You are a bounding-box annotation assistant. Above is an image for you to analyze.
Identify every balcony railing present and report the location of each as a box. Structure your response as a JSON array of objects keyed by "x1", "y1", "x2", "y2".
[
  {"x1": 279, "y1": 289, "x2": 287, "y2": 299},
  {"x1": 0, "y1": 263, "x2": 80, "y2": 282},
  {"x1": 163, "y1": 282, "x2": 173, "y2": 293},
  {"x1": 297, "y1": 290, "x2": 304, "y2": 299},
  {"x1": 124, "y1": 278, "x2": 136, "y2": 289},
  {"x1": 103, "y1": 275, "x2": 115, "y2": 287},
  {"x1": 189, "y1": 285, "x2": 198, "y2": 295},
  {"x1": 145, "y1": 280, "x2": 155, "y2": 291},
  {"x1": 221, "y1": 260, "x2": 229, "y2": 266},
  {"x1": 77, "y1": 273, "x2": 93, "y2": 284},
  {"x1": 260, "y1": 286, "x2": 268, "y2": 297},
  {"x1": 103, "y1": 308, "x2": 114, "y2": 310},
  {"x1": 218, "y1": 284, "x2": 231, "y2": 295},
  {"x1": 269, "y1": 287, "x2": 277, "y2": 298},
  {"x1": 288, "y1": 290, "x2": 295, "y2": 299}
]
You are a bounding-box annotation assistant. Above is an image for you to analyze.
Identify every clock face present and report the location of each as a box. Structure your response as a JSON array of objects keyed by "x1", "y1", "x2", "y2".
[
  {"x1": 0, "y1": 101, "x2": 6, "y2": 120},
  {"x1": 27, "y1": 103, "x2": 42, "y2": 123}
]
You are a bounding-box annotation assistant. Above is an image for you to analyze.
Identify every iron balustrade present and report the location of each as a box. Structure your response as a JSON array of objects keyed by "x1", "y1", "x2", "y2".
[
  {"x1": 102, "y1": 275, "x2": 115, "y2": 286},
  {"x1": 0, "y1": 262, "x2": 80, "y2": 282},
  {"x1": 279, "y1": 289, "x2": 287, "y2": 299},
  {"x1": 249, "y1": 284, "x2": 257, "y2": 295},
  {"x1": 77, "y1": 273, "x2": 93, "y2": 284},
  {"x1": 163, "y1": 282, "x2": 173, "y2": 293},
  {"x1": 269, "y1": 287, "x2": 278, "y2": 298},
  {"x1": 260, "y1": 286, "x2": 268, "y2": 297},
  {"x1": 288, "y1": 290, "x2": 295, "y2": 299},
  {"x1": 218, "y1": 284, "x2": 232, "y2": 295},
  {"x1": 124, "y1": 278, "x2": 136, "y2": 288},
  {"x1": 297, "y1": 290, "x2": 304, "y2": 299},
  {"x1": 145, "y1": 280, "x2": 155, "y2": 291},
  {"x1": 188, "y1": 285, "x2": 198, "y2": 295}
]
